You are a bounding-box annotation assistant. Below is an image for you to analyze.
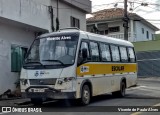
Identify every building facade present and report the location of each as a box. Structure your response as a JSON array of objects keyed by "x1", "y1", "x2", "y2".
[
  {"x1": 0, "y1": 0, "x2": 91, "y2": 94},
  {"x1": 87, "y1": 8, "x2": 159, "y2": 42}
]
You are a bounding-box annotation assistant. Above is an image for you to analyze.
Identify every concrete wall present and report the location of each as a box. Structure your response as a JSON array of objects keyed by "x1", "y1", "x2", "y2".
[
  {"x1": 137, "y1": 51, "x2": 160, "y2": 77},
  {"x1": 51, "y1": 0, "x2": 87, "y2": 31},
  {"x1": 0, "y1": 0, "x2": 50, "y2": 30},
  {"x1": 0, "y1": 22, "x2": 35, "y2": 94},
  {"x1": 135, "y1": 21, "x2": 155, "y2": 41},
  {"x1": 63, "y1": 0, "x2": 92, "y2": 13},
  {"x1": 0, "y1": 0, "x2": 90, "y2": 32},
  {"x1": 32, "y1": 0, "x2": 51, "y2": 6}
]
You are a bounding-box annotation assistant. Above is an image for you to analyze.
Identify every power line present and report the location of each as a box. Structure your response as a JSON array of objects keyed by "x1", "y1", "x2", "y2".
[
  {"x1": 91, "y1": 1, "x2": 160, "y2": 13},
  {"x1": 128, "y1": 0, "x2": 160, "y2": 6},
  {"x1": 92, "y1": 2, "x2": 123, "y2": 7},
  {"x1": 151, "y1": 22, "x2": 160, "y2": 24},
  {"x1": 147, "y1": 6, "x2": 160, "y2": 11},
  {"x1": 146, "y1": 19, "x2": 160, "y2": 21},
  {"x1": 141, "y1": 11, "x2": 155, "y2": 16}
]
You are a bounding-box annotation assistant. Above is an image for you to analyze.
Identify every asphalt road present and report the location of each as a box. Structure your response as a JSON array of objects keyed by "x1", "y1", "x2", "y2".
[{"x1": 1, "y1": 79, "x2": 160, "y2": 115}]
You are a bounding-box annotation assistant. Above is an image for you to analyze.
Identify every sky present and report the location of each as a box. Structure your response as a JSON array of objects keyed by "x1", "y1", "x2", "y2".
[{"x1": 89, "y1": 0, "x2": 160, "y2": 33}]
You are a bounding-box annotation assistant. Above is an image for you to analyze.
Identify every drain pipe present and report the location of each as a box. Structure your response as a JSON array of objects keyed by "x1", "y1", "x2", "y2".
[
  {"x1": 48, "y1": 6, "x2": 55, "y2": 32},
  {"x1": 56, "y1": 0, "x2": 59, "y2": 31}
]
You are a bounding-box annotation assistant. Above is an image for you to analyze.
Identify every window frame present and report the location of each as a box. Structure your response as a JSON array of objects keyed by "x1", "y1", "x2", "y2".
[
  {"x1": 70, "y1": 16, "x2": 80, "y2": 28},
  {"x1": 108, "y1": 26, "x2": 120, "y2": 33},
  {"x1": 142, "y1": 28, "x2": 144, "y2": 34},
  {"x1": 146, "y1": 31, "x2": 149, "y2": 39}
]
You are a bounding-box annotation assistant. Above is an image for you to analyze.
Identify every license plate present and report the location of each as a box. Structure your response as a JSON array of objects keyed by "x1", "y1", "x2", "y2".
[{"x1": 33, "y1": 88, "x2": 45, "y2": 93}]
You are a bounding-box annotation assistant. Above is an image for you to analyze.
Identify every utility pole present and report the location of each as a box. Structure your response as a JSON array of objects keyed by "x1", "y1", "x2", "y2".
[{"x1": 123, "y1": 0, "x2": 129, "y2": 41}]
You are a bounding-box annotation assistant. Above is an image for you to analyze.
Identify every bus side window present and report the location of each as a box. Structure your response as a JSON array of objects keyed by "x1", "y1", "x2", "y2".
[
  {"x1": 90, "y1": 42, "x2": 100, "y2": 62},
  {"x1": 110, "y1": 45, "x2": 120, "y2": 62},
  {"x1": 100, "y1": 43, "x2": 111, "y2": 62},
  {"x1": 128, "y1": 47, "x2": 136, "y2": 63},
  {"x1": 119, "y1": 46, "x2": 128, "y2": 62}
]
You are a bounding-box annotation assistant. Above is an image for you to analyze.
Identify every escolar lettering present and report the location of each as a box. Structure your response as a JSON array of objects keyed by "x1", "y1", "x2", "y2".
[{"x1": 112, "y1": 66, "x2": 124, "y2": 71}]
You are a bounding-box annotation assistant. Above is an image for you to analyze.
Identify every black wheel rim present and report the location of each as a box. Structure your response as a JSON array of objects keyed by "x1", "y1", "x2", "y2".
[{"x1": 82, "y1": 86, "x2": 90, "y2": 104}]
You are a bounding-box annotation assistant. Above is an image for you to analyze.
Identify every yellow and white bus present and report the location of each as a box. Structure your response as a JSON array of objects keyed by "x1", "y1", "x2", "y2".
[{"x1": 20, "y1": 28, "x2": 137, "y2": 105}]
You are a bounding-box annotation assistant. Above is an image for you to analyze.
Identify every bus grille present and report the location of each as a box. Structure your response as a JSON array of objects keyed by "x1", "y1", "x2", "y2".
[{"x1": 29, "y1": 79, "x2": 57, "y2": 85}]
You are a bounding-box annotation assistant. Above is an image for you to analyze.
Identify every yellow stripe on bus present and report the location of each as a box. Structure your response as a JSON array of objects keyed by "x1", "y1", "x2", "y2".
[{"x1": 77, "y1": 63, "x2": 137, "y2": 76}]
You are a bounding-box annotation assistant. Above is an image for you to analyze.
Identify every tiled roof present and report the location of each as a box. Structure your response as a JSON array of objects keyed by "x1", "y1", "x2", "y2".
[
  {"x1": 87, "y1": 8, "x2": 159, "y2": 31},
  {"x1": 87, "y1": 8, "x2": 133, "y2": 22}
]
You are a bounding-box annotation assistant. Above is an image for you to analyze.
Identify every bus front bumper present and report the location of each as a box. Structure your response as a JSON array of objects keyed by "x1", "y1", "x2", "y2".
[{"x1": 22, "y1": 86, "x2": 76, "y2": 99}]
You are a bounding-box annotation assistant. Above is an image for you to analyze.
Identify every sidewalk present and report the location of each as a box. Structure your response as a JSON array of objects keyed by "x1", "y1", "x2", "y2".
[{"x1": 138, "y1": 76, "x2": 160, "y2": 82}]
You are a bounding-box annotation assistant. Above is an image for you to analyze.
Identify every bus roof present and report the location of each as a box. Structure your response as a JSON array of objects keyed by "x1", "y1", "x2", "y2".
[
  {"x1": 84, "y1": 31, "x2": 134, "y2": 47},
  {"x1": 38, "y1": 28, "x2": 133, "y2": 47},
  {"x1": 38, "y1": 30, "x2": 79, "y2": 38}
]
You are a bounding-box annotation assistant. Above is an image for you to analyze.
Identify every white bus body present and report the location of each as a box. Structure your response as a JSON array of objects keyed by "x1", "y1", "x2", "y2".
[{"x1": 20, "y1": 28, "x2": 137, "y2": 105}]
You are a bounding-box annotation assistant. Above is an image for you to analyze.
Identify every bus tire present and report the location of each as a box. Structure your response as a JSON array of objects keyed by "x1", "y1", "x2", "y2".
[
  {"x1": 112, "y1": 81, "x2": 126, "y2": 97},
  {"x1": 31, "y1": 98, "x2": 43, "y2": 105},
  {"x1": 80, "y1": 84, "x2": 91, "y2": 105}
]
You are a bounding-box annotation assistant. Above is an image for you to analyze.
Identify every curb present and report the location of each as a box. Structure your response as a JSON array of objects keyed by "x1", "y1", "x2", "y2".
[
  {"x1": 0, "y1": 97, "x2": 22, "y2": 101},
  {"x1": 138, "y1": 77, "x2": 160, "y2": 82}
]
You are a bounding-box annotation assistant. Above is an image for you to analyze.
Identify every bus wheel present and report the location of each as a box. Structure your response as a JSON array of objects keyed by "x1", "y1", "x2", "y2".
[
  {"x1": 81, "y1": 85, "x2": 91, "y2": 105},
  {"x1": 31, "y1": 98, "x2": 43, "y2": 105},
  {"x1": 112, "y1": 82, "x2": 126, "y2": 97}
]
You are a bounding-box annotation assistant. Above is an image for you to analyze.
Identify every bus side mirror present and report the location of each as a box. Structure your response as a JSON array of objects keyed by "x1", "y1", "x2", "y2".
[
  {"x1": 82, "y1": 48, "x2": 88, "y2": 59},
  {"x1": 77, "y1": 48, "x2": 88, "y2": 66}
]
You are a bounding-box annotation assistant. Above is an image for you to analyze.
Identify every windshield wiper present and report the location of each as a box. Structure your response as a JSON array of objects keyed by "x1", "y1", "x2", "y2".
[
  {"x1": 25, "y1": 61, "x2": 44, "y2": 66},
  {"x1": 42, "y1": 60, "x2": 65, "y2": 66}
]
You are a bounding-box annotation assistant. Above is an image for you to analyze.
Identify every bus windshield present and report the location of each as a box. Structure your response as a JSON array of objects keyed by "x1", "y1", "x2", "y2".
[{"x1": 25, "y1": 35, "x2": 78, "y2": 66}]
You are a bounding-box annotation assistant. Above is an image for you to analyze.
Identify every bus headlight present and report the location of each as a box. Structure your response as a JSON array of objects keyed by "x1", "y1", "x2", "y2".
[
  {"x1": 57, "y1": 79, "x2": 63, "y2": 85},
  {"x1": 57, "y1": 77, "x2": 75, "y2": 85},
  {"x1": 63, "y1": 77, "x2": 75, "y2": 82},
  {"x1": 20, "y1": 79, "x2": 28, "y2": 85}
]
